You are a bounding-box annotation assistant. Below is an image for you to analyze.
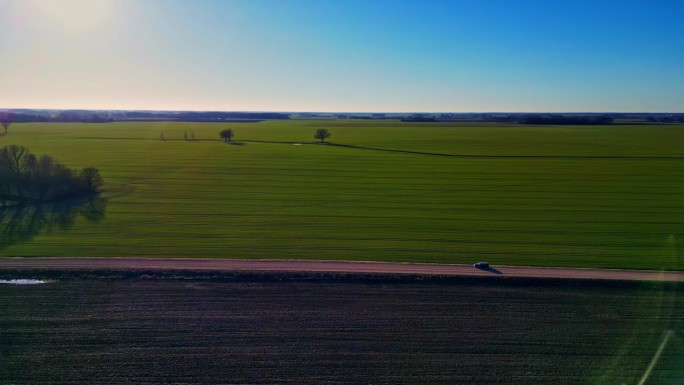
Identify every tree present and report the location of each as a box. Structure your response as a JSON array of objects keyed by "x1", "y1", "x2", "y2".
[
  {"x1": 314, "y1": 128, "x2": 331, "y2": 143},
  {"x1": 220, "y1": 129, "x2": 234, "y2": 143},
  {"x1": 0, "y1": 112, "x2": 12, "y2": 135},
  {"x1": 1, "y1": 145, "x2": 103, "y2": 206},
  {"x1": 79, "y1": 167, "x2": 103, "y2": 193},
  {"x1": 0, "y1": 145, "x2": 29, "y2": 177}
]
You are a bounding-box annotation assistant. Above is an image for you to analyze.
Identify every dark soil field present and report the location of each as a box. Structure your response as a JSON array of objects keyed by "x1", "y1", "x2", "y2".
[{"x1": 1, "y1": 274, "x2": 682, "y2": 384}]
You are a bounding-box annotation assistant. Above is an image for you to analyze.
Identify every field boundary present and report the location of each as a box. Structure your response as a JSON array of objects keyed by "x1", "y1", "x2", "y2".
[{"x1": 73, "y1": 137, "x2": 684, "y2": 159}]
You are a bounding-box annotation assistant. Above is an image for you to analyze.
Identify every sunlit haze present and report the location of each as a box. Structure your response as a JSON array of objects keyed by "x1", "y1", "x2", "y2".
[
  {"x1": 27, "y1": 0, "x2": 115, "y2": 31},
  {"x1": 1, "y1": 0, "x2": 682, "y2": 112}
]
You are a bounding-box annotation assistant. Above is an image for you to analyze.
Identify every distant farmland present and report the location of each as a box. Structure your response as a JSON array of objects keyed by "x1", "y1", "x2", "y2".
[
  {"x1": 1, "y1": 120, "x2": 683, "y2": 270},
  {"x1": 1, "y1": 276, "x2": 682, "y2": 385}
]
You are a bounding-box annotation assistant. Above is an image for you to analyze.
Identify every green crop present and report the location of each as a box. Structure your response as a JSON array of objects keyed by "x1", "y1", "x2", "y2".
[{"x1": 1, "y1": 120, "x2": 683, "y2": 270}]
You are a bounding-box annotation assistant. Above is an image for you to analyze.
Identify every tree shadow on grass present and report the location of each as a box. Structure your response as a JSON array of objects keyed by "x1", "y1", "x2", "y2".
[{"x1": 0, "y1": 196, "x2": 107, "y2": 252}]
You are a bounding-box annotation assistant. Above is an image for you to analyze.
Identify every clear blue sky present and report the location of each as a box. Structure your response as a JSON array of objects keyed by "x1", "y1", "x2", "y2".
[{"x1": 1, "y1": 0, "x2": 682, "y2": 112}]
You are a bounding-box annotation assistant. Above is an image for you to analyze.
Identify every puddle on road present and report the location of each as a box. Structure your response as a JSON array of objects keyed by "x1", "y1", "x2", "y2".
[{"x1": 0, "y1": 279, "x2": 50, "y2": 285}]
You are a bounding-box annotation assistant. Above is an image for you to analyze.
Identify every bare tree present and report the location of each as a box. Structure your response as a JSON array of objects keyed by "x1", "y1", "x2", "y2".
[
  {"x1": 0, "y1": 145, "x2": 29, "y2": 177},
  {"x1": 0, "y1": 113, "x2": 12, "y2": 135},
  {"x1": 79, "y1": 167, "x2": 103, "y2": 193},
  {"x1": 314, "y1": 128, "x2": 331, "y2": 143},
  {"x1": 220, "y1": 129, "x2": 234, "y2": 143},
  {"x1": 0, "y1": 145, "x2": 104, "y2": 205}
]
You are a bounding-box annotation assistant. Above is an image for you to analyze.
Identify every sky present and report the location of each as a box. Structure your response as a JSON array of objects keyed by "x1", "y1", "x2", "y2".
[{"x1": 0, "y1": 0, "x2": 682, "y2": 112}]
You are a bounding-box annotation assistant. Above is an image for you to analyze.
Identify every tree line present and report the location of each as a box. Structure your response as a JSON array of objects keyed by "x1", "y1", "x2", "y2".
[
  {"x1": 0, "y1": 111, "x2": 113, "y2": 124},
  {"x1": 0, "y1": 110, "x2": 292, "y2": 124},
  {"x1": 0, "y1": 145, "x2": 103, "y2": 208},
  {"x1": 646, "y1": 116, "x2": 684, "y2": 123},
  {"x1": 515, "y1": 115, "x2": 614, "y2": 125}
]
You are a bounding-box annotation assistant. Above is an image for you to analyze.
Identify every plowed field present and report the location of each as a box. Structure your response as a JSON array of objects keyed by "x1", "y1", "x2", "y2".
[{"x1": 2, "y1": 276, "x2": 682, "y2": 384}]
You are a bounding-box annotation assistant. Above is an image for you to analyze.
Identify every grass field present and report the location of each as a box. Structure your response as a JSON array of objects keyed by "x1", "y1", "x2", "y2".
[
  {"x1": 1, "y1": 276, "x2": 682, "y2": 384},
  {"x1": 1, "y1": 120, "x2": 684, "y2": 270}
]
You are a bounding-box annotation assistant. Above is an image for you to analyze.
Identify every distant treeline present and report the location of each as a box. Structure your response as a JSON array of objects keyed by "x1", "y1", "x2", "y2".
[
  {"x1": 399, "y1": 114, "x2": 614, "y2": 124},
  {"x1": 119, "y1": 111, "x2": 289, "y2": 122},
  {"x1": 646, "y1": 116, "x2": 684, "y2": 123},
  {"x1": 0, "y1": 111, "x2": 290, "y2": 123},
  {"x1": 514, "y1": 115, "x2": 614, "y2": 125},
  {"x1": 169, "y1": 111, "x2": 287, "y2": 121},
  {"x1": 0, "y1": 145, "x2": 102, "y2": 207},
  {"x1": 1, "y1": 111, "x2": 113, "y2": 123},
  {"x1": 401, "y1": 115, "x2": 437, "y2": 122}
]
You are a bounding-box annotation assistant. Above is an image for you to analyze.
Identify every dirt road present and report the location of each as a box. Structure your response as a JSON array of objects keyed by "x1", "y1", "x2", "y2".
[{"x1": 1, "y1": 258, "x2": 683, "y2": 282}]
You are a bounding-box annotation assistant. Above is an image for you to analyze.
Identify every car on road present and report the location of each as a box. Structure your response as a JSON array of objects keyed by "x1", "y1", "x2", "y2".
[{"x1": 473, "y1": 262, "x2": 490, "y2": 268}]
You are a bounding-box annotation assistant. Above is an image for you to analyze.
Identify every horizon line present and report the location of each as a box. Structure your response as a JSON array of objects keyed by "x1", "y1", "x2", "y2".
[{"x1": 2, "y1": 107, "x2": 683, "y2": 114}]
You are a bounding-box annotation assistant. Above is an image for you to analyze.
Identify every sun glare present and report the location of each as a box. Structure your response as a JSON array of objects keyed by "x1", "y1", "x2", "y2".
[{"x1": 29, "y1": 0, "x2": 115, "y2": 31}]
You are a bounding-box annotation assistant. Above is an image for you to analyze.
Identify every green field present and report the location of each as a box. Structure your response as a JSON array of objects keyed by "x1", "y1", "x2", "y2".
[{"x1": 1, "y1": 120, "x2": 684, "y2": 270}]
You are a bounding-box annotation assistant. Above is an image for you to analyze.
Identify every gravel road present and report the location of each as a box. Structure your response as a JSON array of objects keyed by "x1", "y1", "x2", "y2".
[{"x1": 1, "y1": 258, "x2": 683, "y2": 282}]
